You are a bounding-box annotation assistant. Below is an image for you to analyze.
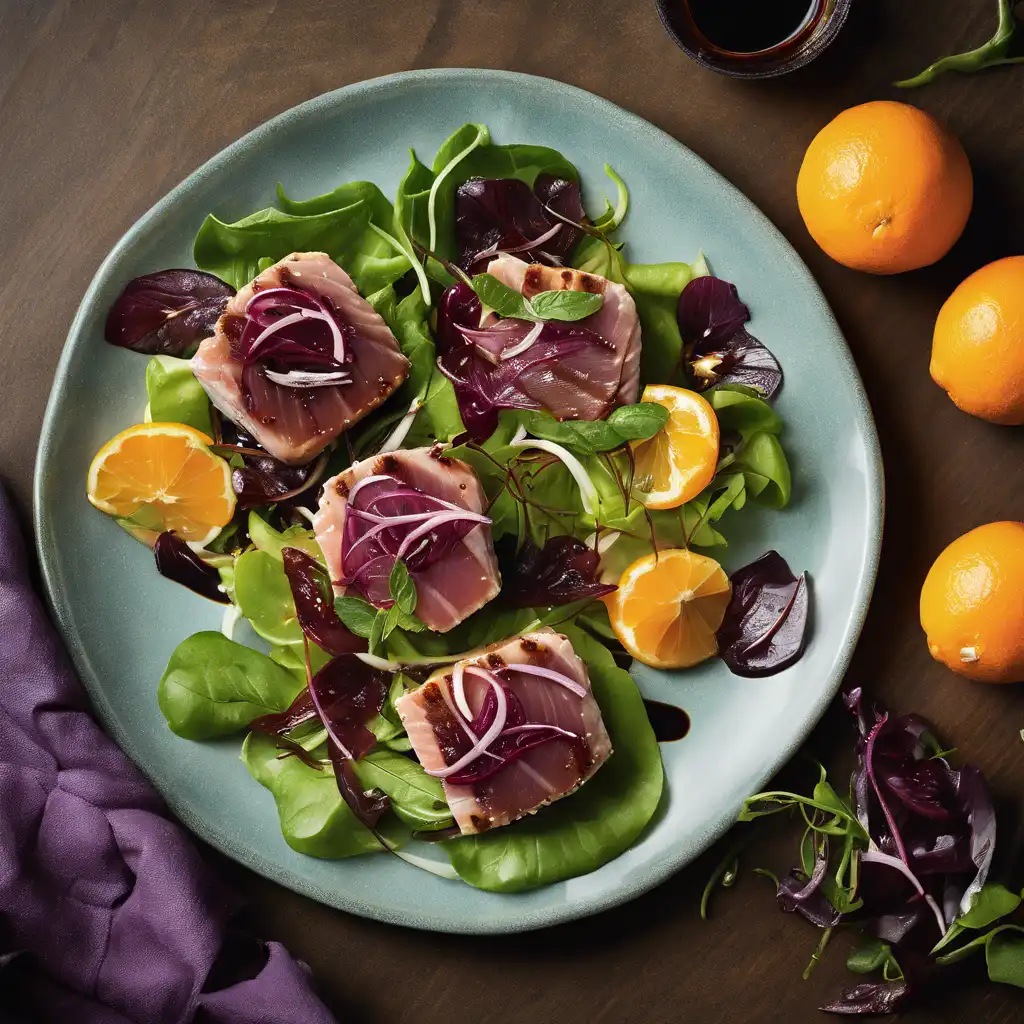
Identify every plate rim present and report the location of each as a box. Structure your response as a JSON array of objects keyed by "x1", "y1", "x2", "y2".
[{"x1": 33, "y1": 67, "x2": 884, "y2": 934}]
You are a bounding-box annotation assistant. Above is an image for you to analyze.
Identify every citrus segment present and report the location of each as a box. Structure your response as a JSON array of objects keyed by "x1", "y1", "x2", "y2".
[
  {"x1": 632, "y1": 385, "x2": 719, "y2": 510},
  {"x1": 608, "y1": 549, "x2": 732, "y2": 669},
  {"x1": 87, "y1": 423, "x2": 235, "y2": 545}
]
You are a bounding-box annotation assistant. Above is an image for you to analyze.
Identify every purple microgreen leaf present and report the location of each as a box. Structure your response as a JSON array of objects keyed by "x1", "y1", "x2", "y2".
[
  {"x1": 105, "y1": 269, "x2": 234, "y2": 356},
  {"x1": 329, "y1": 744, "x2": 391, "y2": 829},
  {"x1": 716, "y1": 550, "x2": 810, "y2": 677},
  {"x1": 249, "y1": 687, "x2": 318, "y2": 737},
  {"x1": 153, "y1": 531, "x2": 229, "y2": 603}
]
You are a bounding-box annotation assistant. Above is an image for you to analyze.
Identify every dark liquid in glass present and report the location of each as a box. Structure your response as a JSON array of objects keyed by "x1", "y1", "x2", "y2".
[{"x1": 685, "y1": 0, "x2": 820, "y2": 53}]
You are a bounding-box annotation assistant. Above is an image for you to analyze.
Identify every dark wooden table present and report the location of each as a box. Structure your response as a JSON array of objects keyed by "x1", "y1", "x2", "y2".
[{"x1": 4, "y1": 1, "x2": 1023, "y2": 1021}]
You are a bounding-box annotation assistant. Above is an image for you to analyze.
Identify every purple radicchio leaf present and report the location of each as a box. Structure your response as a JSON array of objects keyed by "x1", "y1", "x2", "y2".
[
  {"x1": 436, "y1": 281, "x2": 617, "y2": 441},
  {"x1": 678, "y1": 276, "x2": 750, "y2": 348},
  {"x1": 281, "y1": 548, "x2": 366, "y2": 657},
  {"x1": 153, "y1": 531, "x2": 229, "y2": 603},
  {"x1": 250, "y1": 687, "x2": 317, "y2": 737},
  {"x1": 308, "y1": 654, "x2": 389, "y2": 763},
  {"x1": 820, "y1": 981, "x2": 912, "y2": 1016},
  {"x1": 213, "y1": 439, "x2": 326, "y2": 510},
  {"x1": 678, "y1": 277, "x2": 783, "y2": 400},
  {"x1": 716, "y1": 550, "x2": 809, "y2": 677},
  {"x1": 249, "y1": 687, "x2": 324, "y2": 770},
  {"x1": 502, "y1": 535, "x2": 617, "y2": 608},
  {"x1": 455, "y1": 175, "x2": 584, "y2": 272},
  {"x1": 105, "y1": 269, "x2": 234, "y2": 356}
]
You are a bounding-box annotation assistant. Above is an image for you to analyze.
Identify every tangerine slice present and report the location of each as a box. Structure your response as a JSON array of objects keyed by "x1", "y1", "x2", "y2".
[
  {"x1": 608, "y1": 549, "x2": 732, "y2": 669},
  {"x1": 87, "y1": 422, "x2": 235, "y2": 545},
  {"x1": 632, "y1": 385, "x2": 719, "y2": 510}
]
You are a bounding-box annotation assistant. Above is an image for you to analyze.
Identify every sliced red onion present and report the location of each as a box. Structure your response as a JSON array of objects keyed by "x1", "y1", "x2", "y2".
[
  {"x1": 354, "y1": 652, "x2": 401, "y2": 671},
  {"x1": 378, "y1": 395, "x2": 424, "y2": 454},
  {"x1": 426, "y1": 668, "x2": 508, "y2": 778},
  {"x1": 245, "y1": 287, "x2": 346, "y2": 363},
  {"x1": 503, "y1": 222, "x2": 563, "y2": 254},
  {"x1": 346, "y1": 473, "x2": 399, "y2": 505},
  {"x1": 497, "y1": 663, "x2": 588, "y2": 698},
  {"x1": 500, "y1": 724, "x2": 578, "y2": 739},
  {"x1": 393, "y1": 510, "x2": 491, "y2": 562},
  {"x1": 263, "y1": 368, "x2": 352, "y2": 388},
  {"x1": 467, "y1": 223, "x2": 564, "y2": 269},
  {"x1": 451, "y1": 661, "x2": 472, "y2": 721},
  {"x1": 500, "y1": 321, "x2": 545, "y2": 361}
]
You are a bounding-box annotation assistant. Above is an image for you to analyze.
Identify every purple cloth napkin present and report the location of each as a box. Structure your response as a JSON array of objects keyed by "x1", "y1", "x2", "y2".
[{"x1": 0, "y1": 487, "x2": 338, "y2": 1024}]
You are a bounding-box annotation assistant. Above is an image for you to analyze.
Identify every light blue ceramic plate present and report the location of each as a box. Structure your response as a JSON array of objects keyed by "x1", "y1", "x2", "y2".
[{"x1": 34, "y1": 70, "x2": 882, "y2": 934}]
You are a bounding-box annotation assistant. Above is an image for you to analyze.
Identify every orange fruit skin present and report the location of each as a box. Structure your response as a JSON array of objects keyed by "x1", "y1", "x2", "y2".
[
  {"x1": 797, "y1": 101, "x2": 973, "y2": 274},
  {"x1": 919, "y1": 522, "x2": 1024, "y2": 684},
  {"x1": 930, "y1": 256, "x2": 1024, "y2": 426}
]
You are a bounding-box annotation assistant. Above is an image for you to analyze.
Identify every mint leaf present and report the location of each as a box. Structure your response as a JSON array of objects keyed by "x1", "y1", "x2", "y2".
[
  {"x1": 389, "y1": 560, "x2": 417, "y2": 616},
  {"x1": 369, "y1": 608, "x2": 386, "y2": 655},
  {"x1": 471, "y1": 274, "x2": 531, "y2": 319},
  {"x1": 334, "y1": 596, "x2": 377, "y2": 639},
  {"x1": 607, "y1": 402, "x2": 670, "y2": 440},
  {"x1": 528, "y1": 289, "x2": 603, "y2": 321}
]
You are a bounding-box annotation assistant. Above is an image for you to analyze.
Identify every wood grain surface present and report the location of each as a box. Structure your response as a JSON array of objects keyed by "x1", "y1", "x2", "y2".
[{"x1": 3, "y1": 1, "x2": 1023, "y2": 1021}]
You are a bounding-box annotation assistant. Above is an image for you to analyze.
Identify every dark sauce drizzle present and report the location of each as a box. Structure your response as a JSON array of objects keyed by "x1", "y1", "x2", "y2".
[{"x1": 643, "y1": 699, "x2": 691, "y2": 742}]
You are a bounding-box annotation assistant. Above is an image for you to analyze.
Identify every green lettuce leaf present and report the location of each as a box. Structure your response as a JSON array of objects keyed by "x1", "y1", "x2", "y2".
[
  {"x1": 352, "y1": 748, "x2": 453, "y2": 832},
  {"x1": 445, "y1": 624, "x2": 663, "y2": 892},
  {"x1": 193, "y1": 179, "x2": 411, "y2": 294},
  {"x1": 233, "y1": 548, "x2": 302, "y2": 645},
  {"x1": 242, "y1": 731, "x2": 383, "y2": 858},
  {"x1": 145, "y1": 356, "x2": 213, "y2": 434},
  {"x1": 158, "y1": 631, "x2": 303, "y2": 739}
]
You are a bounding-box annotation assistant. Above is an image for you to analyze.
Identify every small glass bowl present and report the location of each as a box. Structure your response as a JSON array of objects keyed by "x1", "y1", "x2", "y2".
[{"x1": 655, "y1": 0, "x2": 853, "y2": 79}]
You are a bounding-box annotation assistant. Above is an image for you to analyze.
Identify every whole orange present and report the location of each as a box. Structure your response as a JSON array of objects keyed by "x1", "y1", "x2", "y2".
[
  {"x1": 920, "y1": 522, "x2": 1024, "y2": 684},
  {"x1": 930, "y1": 256, "x2": 1024, "y2": 425},
  {"x1": 797, "y1": 101, "x2": 973, "y2": 274}
]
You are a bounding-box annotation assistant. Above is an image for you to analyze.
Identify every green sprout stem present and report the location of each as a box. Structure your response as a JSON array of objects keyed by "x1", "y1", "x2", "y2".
[{"x1": 896, "y1": 0, "x2": 1024, "y2": 88}]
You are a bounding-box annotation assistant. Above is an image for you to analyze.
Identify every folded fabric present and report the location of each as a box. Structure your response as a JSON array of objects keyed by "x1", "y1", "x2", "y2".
[{"x1": 0, "y1": 486, "x2": 338, "y2": 1024}]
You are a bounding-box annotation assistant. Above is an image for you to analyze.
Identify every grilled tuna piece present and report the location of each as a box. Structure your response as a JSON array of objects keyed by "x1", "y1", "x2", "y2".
[
  {"x1": 192, "y1": 252, "x2": 409, "y2": 464},
  {"x1": 485, "y1": 253, "x2": 641, "y2": 407},
  {"x1": 313, "y1": 446, "x2": 500, "y2": 633},
  {"x1": 395, "y1": 628, "x2": 613, "y2": 835}
]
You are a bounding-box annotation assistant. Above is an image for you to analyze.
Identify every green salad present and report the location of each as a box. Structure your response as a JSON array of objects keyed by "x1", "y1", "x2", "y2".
[{"x1": 91, "y1": 123, "x2": 805, "y2": 892}]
